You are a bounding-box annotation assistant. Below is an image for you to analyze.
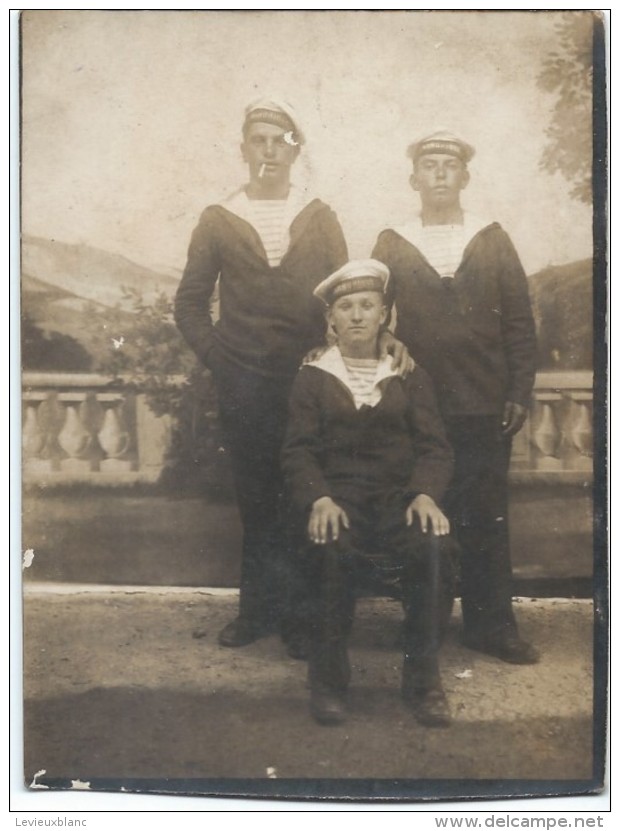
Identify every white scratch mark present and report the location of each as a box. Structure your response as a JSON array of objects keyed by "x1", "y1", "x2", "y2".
[
  {"x1": 495, "y1": 516, "x2": 505, "y2": 522},
  {"x1": 455, "y1": 669, "x2": 473, "y2": 679},
  {"x1": 112, "y1": 336, "x2": 125, "y2": 349},
  {"x1": 30, "y1": 770, "x2": 49, "y2": 789},
  {"x1": 70, "y1": 778, "x2": 92, "y2": 790},
  {"x1": 434, "y1": 41, "x2": 444, "y2": 49},
  {"x1": 283, "y1": 130, "x2": 299, "y2": 147},
  {"x1": 266, "y1": 766, "x2": 278, "y2": 779},
  {"x1": 23, "y1": 549, "x2": 35, "y2": 570}
]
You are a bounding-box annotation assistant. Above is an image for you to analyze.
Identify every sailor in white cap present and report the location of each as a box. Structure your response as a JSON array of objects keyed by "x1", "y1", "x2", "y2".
[
  {"x1": 406, "y1": 130, "x2": 475, "y2": 232},
  {"x1": 313, "y1": 258, "x2": 390, "y2": 307},
  {"x1": 372, "y1": 131, "x2": 539, "y2": 665},
  {"x1": 243, "y1": 96, "x2": 306, "y2": 145},
  {"x1": 175, "y1": 97, "x2": 349, "y2": 654},
  {"x1": 241, "y1": 97, "x2": 306, "y2": 214},
  {"x1": 406, "y1": 130, "x2": 475, "y2": 167},
  {"x1": 282, "y1": 259, "x2": 457, "y2": 727}
]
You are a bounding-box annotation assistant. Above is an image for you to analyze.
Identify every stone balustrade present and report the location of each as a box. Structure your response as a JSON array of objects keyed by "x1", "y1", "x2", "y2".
[
  {"x1": 22, "y1": 372, "x2": 172, "y2": 484},
  {"x1": 22, "y1": 370, "x2": 594, "y2": 487},
  {"x1": 510, "y1": 370, "x2": 594, "y2": 483}
]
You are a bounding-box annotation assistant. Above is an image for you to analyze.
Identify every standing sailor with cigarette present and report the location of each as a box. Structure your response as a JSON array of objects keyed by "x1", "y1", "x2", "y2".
[{"x1": 174, "y1": 98, "x2": 349, "y2": 654}]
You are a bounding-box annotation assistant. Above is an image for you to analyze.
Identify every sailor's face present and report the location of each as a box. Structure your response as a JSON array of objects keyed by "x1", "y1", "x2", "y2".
[
  {"x1": 411, "y1": 153, "x2": 469, "y2": 210},
  {"x1": 327, "y1": 291, "x2": 387, "y2": 351},
  {"x1": 241, "y1": 122, "x2": 300, "y2": 188}
]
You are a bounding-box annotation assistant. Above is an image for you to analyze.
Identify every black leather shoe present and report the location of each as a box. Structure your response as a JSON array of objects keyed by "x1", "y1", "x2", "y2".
[
  {"x1": 218, "y1": 618, "x2": 263, "y2": 648},
  {"x1": 409, "y1": 688, "x2": 452, "y2": 728},
  {"x1": 310, "y1": 690, "x2": 347, "y2": 726},
  {"x1": 285, "y1": 635, "x2": 309, "y2": 661},
  {"x1": 462, "y1": 634, "x2": 540, "y2": 665},
  {"x1": 401, "y1": 655, "x2": 442, "y2": 699}
]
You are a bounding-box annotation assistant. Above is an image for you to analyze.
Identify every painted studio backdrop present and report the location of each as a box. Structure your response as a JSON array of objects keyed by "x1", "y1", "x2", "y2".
[{"x1": 20, "y1": 10, "x2": 602, "y2": 792}]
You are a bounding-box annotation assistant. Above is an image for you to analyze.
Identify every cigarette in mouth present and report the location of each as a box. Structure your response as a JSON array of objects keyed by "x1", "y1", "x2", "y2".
[{"x1": 258, "y1": 163, "x2": 267, "y2": 178}]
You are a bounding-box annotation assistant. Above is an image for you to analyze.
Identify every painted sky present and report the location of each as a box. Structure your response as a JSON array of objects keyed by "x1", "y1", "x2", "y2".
[{"x1": 21, "y1": 10, "x2": 594, "y2": 277}]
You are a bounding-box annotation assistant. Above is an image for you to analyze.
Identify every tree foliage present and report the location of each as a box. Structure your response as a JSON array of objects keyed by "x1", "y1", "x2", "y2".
[
  {"x1": 95, "y1": 287, "x2": 197, "y2": 416},
  {"x1": 22, "y1": 313, "x2": 93, "y2": 371},
  {"x1": 94, "y1": 288, "x2": 233, "y2": 497},
  {"x1": 537, "y1": 12, "x2": 594, "y2": 204}
]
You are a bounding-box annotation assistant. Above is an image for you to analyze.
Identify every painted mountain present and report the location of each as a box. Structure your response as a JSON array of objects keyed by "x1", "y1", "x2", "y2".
[{"x1": 21, "y1": 236, "x2": 181, "y2": 371}]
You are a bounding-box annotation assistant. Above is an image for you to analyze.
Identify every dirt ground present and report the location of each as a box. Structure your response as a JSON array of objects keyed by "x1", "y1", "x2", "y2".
[{"x1": 20, "y1": 589, "x2": 602, "y2": 804}]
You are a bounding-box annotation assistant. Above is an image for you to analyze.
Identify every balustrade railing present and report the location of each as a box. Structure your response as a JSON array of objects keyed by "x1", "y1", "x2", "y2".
[
  {"x1": 510, "y1": 371, "x2": 594, "y2": 483},
  {"x1": 22, "y1": 370, "x2": 593, "y2": 486},
  {"x1": 22, "y1": 373, "x2": 172, "y2": 484}
]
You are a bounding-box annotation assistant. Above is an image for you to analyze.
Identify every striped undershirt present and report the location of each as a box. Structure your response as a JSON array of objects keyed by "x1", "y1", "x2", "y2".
[
  {"x1": 420, "y1": 224, "x2": 465, "y2": 278},
  {"x1": 246, "y1": 199, "x2": 288, "y2": 266},
  {"x1": 341, "y1": 356, "x2": 380, "y2": 409}
]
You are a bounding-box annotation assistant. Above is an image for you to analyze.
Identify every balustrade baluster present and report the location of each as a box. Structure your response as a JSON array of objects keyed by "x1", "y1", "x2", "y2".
[
  {"x1": 532, "y1": 399, "x2": 563, "y2": 471},
  {"x1": 566, "y1": 397, "x2": 594, "y2": 473},
  {"x1": 98, "y1": 402, "x2": 132, "y2": 473},
  {"x1": 58, "y1": 402, "x2": 93, "y2": 472},
  {"x1": 571, "y1": 401, "x2": 593, "y2": 456},
  {"x1": 22, "y1": 403, "x2": 45, "y2": 459},
  {"x1": 23, "y1": 392, "x2": 61, "y2": 474}
]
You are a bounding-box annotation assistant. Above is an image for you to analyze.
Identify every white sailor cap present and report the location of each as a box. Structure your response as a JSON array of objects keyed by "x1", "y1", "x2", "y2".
[
  {"x1": 407, "y1": 130, "x2": 475, "y2": 164},
  {"x1": 313, "y1": 259, "x2": 390, "y2": 306},
  {"x1": 243, "y1": 97, "x2": 305, "y2": 145}
]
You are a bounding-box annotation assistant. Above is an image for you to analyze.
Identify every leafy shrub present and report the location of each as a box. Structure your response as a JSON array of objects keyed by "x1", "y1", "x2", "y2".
[
  {"x1": 95, "y1": 288, "x2": 234, "y2": 498},
  {"x1": 22, "y1": 313, "x2": 94, "y2": 371}
]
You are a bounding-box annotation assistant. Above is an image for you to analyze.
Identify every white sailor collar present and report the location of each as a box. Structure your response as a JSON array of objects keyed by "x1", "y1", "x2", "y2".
[
  {"x1": 391, "y1": 211, "x2": 493, "y2": 253},
  {"x1": 305, "y1": 345, "x2": 400, "y2": 408}
]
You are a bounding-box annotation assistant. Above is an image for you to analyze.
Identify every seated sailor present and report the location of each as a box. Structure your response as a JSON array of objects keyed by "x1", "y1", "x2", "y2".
[{"x1": 281, "y1": 259, "x2": 457, "y2": 727}]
